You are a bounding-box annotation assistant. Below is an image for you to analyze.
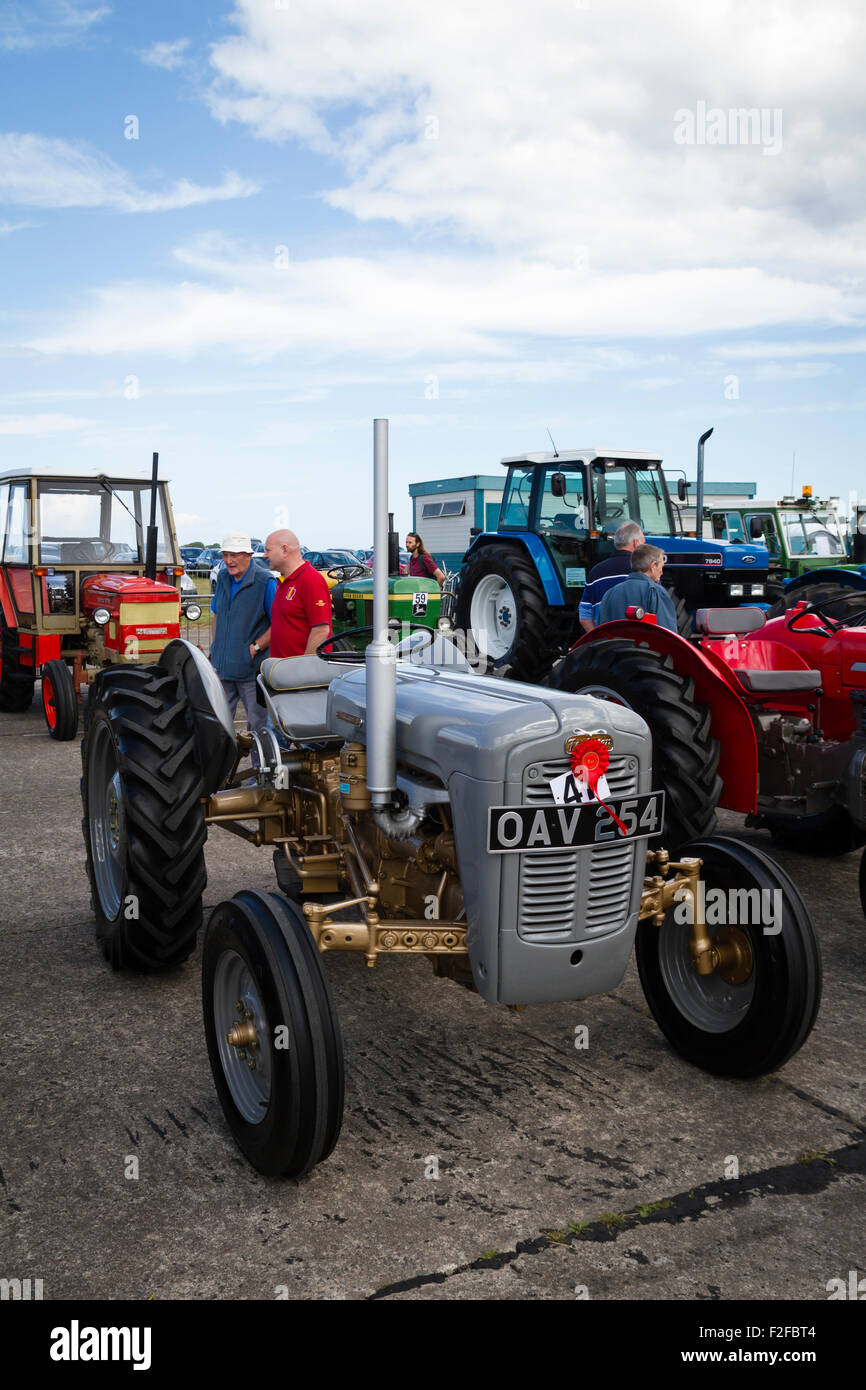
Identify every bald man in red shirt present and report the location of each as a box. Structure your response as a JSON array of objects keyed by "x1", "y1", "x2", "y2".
[{"x1": 264, "y1": 530, "x2": 332, "y2": 658}]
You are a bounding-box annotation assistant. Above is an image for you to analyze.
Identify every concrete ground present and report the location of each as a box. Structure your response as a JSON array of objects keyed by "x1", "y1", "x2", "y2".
[{"x1": 0, "y1": 694, "x2": 863, "y2": 1303}]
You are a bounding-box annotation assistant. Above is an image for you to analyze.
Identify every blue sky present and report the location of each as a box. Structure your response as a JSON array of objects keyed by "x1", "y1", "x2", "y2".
[{"x1": 1, "y1": 0, "x2": 864, "y2": 546}]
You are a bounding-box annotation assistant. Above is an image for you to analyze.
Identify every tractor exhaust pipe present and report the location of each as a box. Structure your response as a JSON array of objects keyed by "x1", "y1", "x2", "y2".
[
  {"x1": 144, "y1": 451, "x2": 159, "y2": 582},
  {"x1": 367, "y1": 419, "x2": 422, "y2": 839},
  {"x1": 695, "y1": 428, "x2": 713, "y2": 541}
]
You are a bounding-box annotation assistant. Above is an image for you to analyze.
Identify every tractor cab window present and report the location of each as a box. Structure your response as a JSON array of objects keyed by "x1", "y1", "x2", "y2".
[
  {"x1": 779, "y1": 510, "x2": 844, "y2": 557},
  {"x1": 724, "y1": 512, "x2": 746, "y2": 543},
  {"x1": 37, "y1": 480, "x2": 174, "y2": 565},
  {"x1": 4, "y1": 482, "x2": 30, "y2": 563},
  {"x1": 745, "y1": 513, "x2": 780, "y2": 557},
  {"x1": 536, "y1": 467, "x2": 587, "y2": 535},
  {"x1": 499, "y1": 465, "x2": 533, "y2": 529},
  {"x1": 711, "y1": 513, "x2": 727, "y2": 540},
  {"x1": 591, "y1": 462, "x2": 673, "y2": 536}
]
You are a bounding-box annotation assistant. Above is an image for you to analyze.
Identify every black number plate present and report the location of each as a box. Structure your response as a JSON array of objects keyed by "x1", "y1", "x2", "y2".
[{"x1": 487, "y1": 791, "x2": 665, "y2": 853}]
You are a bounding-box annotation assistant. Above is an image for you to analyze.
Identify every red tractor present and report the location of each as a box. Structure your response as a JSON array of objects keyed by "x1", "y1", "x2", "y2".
[
  {"x1": 546, "y1": 595, "x2": 866, "y2": 876},
  {"x1": 0, "y1": 461, "x2": 199, "y2": 740}
]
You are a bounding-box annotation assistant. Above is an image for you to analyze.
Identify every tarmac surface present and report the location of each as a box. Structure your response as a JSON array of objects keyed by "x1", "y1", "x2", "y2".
[{"x1": 1, "y1": 694, "x2": 863, "y2": 1303}]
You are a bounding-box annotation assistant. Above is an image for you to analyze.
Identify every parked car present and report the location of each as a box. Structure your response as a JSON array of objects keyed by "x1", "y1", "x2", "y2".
[
  {"x1": 190, "y1": 546, "x2": 222, "y2": 573},
  {"x1": 302, "y1": 548, "x2": 372, "y2": 587}
]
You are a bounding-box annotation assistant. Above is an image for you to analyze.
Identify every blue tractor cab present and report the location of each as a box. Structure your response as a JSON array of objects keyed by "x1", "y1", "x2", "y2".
[{"x1": 454, "y1": 443, "x2": 768, "y2": 683}]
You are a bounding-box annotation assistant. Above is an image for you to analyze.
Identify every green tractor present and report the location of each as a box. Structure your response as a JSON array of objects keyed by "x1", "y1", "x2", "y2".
[
  {"x1": 328, "y1": 524, "x2": 457, "y2": 648},
  {"x1": 707, "y1": 487, "x2": 866, "y2": 616}
]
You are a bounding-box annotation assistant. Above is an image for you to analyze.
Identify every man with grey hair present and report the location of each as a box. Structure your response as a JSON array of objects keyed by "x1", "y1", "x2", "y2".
[
  {"x1": 597, "y1": 543, "x2": 679, "y2": 631},
  {"x1": 578, "y1": 520, "x2": 645, "y2": 632}
]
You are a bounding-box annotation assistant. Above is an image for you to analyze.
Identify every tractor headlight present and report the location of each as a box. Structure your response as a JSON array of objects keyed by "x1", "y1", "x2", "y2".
[
  {"x1": 729, "y1": 584, "x2": 744, "y2": 597},
  {"x1": 750, "y1": 583, "x2": 765, "y2": 597},
  {"x1": 92, "y1": 607, "x2": 111, "y2": 625},
  {"x1": 185, "y1": 603, "x2": 202, "y2": 622}
]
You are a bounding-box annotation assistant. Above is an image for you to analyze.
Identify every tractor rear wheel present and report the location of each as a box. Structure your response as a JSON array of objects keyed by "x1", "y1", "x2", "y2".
[
  {"x1": 859, "y1": 847, "x2": 866, "y2": 920},
  {"x1": 203, "y1": 891, "x2": 345, "y2": 1178},
  {"x1": 663, "y1": 584, "x2": 692, "y2": 638},
  {"x1": 765, "y1": 804, "x2": 866, "y2": 856},
  {"x1": 455, "y1": 544, "x2": 564, "y2": 682},
  {"x1": 42, "y1": 659, "x2": 78, "y2": 740},
  {"x1": 636, "y1": 836, "x2": 821, "y2": 1076},
  {"x1": 0, "y1": 613, "x2": 35, "y2": 712},
  {"x1": 549, "y1": 639, "x2": 721, "y2": 853},
  {"x1": 81, "y1": 663, "x2": 207, "y2": 971}
]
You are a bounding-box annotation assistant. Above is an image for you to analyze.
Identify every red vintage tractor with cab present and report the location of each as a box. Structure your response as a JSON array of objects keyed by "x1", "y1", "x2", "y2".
[
  {"x1": 0, "y1": 460, "x2": 199, "y2": 740},
  {"x1": 546, "y1": 594, "x2": 866, "y2": 866}
]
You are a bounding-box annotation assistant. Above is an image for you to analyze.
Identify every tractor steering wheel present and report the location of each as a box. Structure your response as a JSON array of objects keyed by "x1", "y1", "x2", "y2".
[
  {"x1": 316, "y1": 622, "x2": 438, "y2": 663},
  {"x1": 787, "y1": 593, "x2": 866, "y2": 636},
  {"x1": 327, "y1": 564, "x2": 369, "y2": 582}
]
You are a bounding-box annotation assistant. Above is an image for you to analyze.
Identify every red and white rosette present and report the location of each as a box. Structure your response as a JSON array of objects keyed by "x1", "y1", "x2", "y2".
[{"x1": 569, "y1": 737, "x2": 629, "y2": 836}]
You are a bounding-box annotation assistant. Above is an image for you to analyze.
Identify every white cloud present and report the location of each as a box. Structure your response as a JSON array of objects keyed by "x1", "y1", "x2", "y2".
[
  {"x1": 0, "y1": 219, "x2": 34, "y2": 235},
  {"x1": 23, "y1": 233, "x2": 859, "y2": 364},
  {"x1": 138, "y1": 38, "x2": 190, "y2": 72},
  {"x1": 751, "y1": 361, "x2": 834, "y2": 381},
  {"x1": 0, "y1": 134, "x2": 259, "y2": 212},
  {"x1": 205, "y1": 0, "x2": 866, "y2": 293},
  {"x1": 0, "y1": 412, "x2": 98, "y2": 435},
  {"x1": 0, "y1": 2, "x2": 109, "y2": 52}
]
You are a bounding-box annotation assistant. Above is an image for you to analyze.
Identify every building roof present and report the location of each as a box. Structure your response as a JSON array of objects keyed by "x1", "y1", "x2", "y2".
[
  {"x1": 409, "y1": 475, "x2": 503, "y2": 496},
  {"x1": 685, "y1": 481, "x2": 757, "y2": 496}
]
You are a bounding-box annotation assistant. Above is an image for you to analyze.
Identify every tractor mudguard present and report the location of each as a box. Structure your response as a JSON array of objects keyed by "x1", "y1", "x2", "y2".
[
  {"x1": 159, "y1": 639, "x2": 238, "y2": 796},
  {"x1": 569, "y1": 621, "x2": 758, "y2": 813}
]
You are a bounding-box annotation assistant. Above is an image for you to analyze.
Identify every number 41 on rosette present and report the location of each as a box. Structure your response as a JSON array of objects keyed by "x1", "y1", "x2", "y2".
[{"x1": 548, "y1": 737, "x2": 629, "y2": 835}]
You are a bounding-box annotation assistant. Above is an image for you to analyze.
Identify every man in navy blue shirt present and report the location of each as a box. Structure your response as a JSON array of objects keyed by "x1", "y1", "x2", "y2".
[
  {"x1": 598, "y1": 544, "x2": 679, "y2": 631},
  {"x1": 578, "y1": 521, "x2": 644, "y2": 632}
]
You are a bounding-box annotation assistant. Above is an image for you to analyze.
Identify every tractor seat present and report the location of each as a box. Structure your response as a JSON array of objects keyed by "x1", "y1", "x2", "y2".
[
  {"x1": 258, "y1": 654, "x2": 360, "y2": 742},
  {"x1": 695, "y1": 607, "x2": 766, "y2": 635},
  {"x1": 733, "y1": 668, "x2": 822, "y2": 694}
]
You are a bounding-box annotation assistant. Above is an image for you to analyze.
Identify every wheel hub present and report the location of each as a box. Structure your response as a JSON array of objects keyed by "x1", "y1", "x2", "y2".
[
  {"x1": 711, "y1": 923, "x2": 754, "y2": 986},
  {"x1": 214, "y1": 951, "x2": 272, "y2": 1121},
  {"x1": 469, "y1": 574, "x2": 519, "y2": 659}
]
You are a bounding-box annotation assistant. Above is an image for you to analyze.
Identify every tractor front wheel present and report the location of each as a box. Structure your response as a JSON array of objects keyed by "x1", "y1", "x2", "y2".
[
  {"x1": 549, "y1": 638, "x2": 721, "y2": 853},
  {"x1": 203, "y1": 891, "x2": 344, "y2": 1178},
  {"x1": 42, "y1": 659, "x2": 78, "y2": 740},
  {"x1": 81, "y1": 663, "x2": 207, "y2": 970},
  {"x1": 455, "y1": 544, "x2": 563, "y2": 682},
  {"x1": 637, "y1": 836, "x2": 821, "y2": 1076}
]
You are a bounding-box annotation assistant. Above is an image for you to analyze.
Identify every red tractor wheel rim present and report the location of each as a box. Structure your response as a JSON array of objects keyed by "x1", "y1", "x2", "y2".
[{"x1": 43, "y1": 675, "x2": 57, "y2": 728}]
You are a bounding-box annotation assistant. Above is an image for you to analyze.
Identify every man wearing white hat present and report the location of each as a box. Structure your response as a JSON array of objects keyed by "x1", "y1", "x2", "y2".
[{"x1": 210, "y1": 531, "x2": 277, "y2": 746}]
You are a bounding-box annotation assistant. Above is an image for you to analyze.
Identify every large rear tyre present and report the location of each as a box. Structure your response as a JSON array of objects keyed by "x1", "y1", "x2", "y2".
[
  {"x1": 0, "y1": 613, "x2": 35, "y2": 712},
  {"x1": 663, "y1": 584, "x2": 692, "y2": 638},
  {"x1": 765, "y1": 804, "x2": 866, "y2": 857},
  {"x1": 636, "y1": 836, "x2": 821, "y2": 1076},
  {"x1": 549, "y1": 639, "x2": 721, "y2": 852},
  {"x1": 81, "y1": 663, "x2": 207, "y2": 971},
  {"x1": 42, "y1": 659, "x2": 78, "y2": 740},
  {"x1": 455, "y1": 544, "x2": 564, "y2": 683},
  {"x1": 859, "y1": 847, "x2": 866, "y2": 920},
  {"x1": 203, "y1": 891, "x2": 344, "y2": 1178}
]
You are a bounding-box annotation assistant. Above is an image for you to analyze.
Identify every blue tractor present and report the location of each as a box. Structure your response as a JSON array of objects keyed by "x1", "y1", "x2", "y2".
[{"x1": 454, "y1": 432, "x2": 769, "y2": 683}]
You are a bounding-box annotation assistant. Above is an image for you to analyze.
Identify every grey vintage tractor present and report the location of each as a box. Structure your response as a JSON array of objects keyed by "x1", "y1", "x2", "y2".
[{"x1": 80, "y1": 423, "x2": 822, "y2": 1179}]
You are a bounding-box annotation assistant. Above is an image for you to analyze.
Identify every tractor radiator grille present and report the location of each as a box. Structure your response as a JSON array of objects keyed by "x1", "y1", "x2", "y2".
[{"x1": 517, "y1": 756, "x2": 638, "y2": 941}]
